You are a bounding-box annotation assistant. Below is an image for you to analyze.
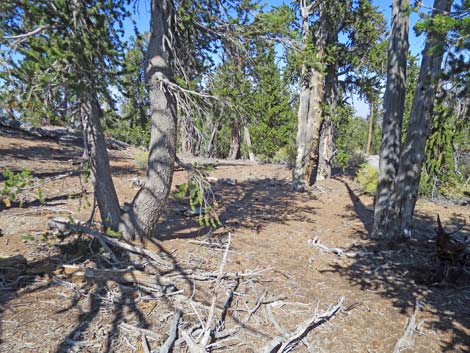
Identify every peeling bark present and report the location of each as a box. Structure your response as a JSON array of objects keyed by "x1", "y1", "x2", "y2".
[{"x1": 292, "y1": 2, "x2": 326, "y2": 191}]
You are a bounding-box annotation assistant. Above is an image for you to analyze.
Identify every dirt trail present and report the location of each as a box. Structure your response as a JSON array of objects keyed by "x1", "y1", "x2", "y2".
[{"x1": 0, "y1": 128, "x2": 469, "y2": 353}]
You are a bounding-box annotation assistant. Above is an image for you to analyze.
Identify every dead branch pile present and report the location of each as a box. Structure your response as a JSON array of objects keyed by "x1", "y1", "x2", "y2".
[{"x1": 43, "y1": 219, "x2": 346, "y2": 352}]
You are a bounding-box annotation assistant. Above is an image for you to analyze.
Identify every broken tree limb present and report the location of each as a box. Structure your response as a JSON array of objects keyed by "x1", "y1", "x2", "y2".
[
  {"x1": 119, "y1": 323, "x2": 162, "y2": 341},
  {"x1": 199, "y1": 232, "x2": 232, "y2": 348},
  {"x1": 47, "y1": 219, "x2": 169, "y2": 267},
  {"x1": 159, "y1": 308, "x2": 183, "y2": 353},
  {"x1": 181, "y1": 329, "x2": 206, "y2": 353},
  {"x1": 308, "y1": 237, "x2": 345, "y2": 256},
  {"x1": 142, "y1": 335, "x2": 151, "y2": 353},
  {"x1": 263, "y1": 297, "x2": 344, "y2": 353},
  {"x1": 58, "y1": 265, "x2": 172, "y2": 290},
  {"x1": 392, "y1": 301, "x2": 421, "y2": 353}
]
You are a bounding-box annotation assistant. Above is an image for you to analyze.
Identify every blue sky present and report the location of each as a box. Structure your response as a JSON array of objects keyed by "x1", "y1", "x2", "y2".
[{"x1": 125, "y1": 0, "x2": 436, "y2": 117}]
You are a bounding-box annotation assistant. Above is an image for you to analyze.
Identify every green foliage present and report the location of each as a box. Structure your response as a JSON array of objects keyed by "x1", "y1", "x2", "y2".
[
  {"x1": 272, "y1": 143, "x2": 297, "y2": 168},
  {"x1": 356, "y1": 164, "x2": 378, "y2": 194},
  {"x1": 0, "y1": 169, "x2": 44, "y2": 207},
  {"x1": 171, "y1": 167, "x2": 222, "y2": 228},
  {"x1": 21, "y1": 234, "x2": 35, "y2": 242},
  {"x1": 0, "y1": 0, "x2": 129, "y2": 126},
  {"x1": 333, "y1": 105, "x2": 370, "y2": 169},
  {"x1": 1, "y1": 168, "x2": 32, "y2": 206},
  {"x1": 420, "y1": 93, "x2": 470, "y2": 200},
  {"x1": 105, "y1": 228, "x2": 123, "y2": 239}
]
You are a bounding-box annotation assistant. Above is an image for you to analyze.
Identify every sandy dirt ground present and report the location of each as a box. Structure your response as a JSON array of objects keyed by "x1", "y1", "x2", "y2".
[{"x1": 0, "y1": 127, "x2": 469, "y2": 353}]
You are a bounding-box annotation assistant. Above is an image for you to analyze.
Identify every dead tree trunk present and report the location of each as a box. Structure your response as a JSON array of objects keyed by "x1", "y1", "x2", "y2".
[
  {"x1": 81, "y1": 92, "x2": 121, "y2": 230},
  {"x1": 372, "y1": 0, "x2": 409, "y2": 239},
  {"x1": 229, "y1": 119, "x2": 241, "y2": 159},
  {"x1": 386, "y1": 0, "x2": 453, "y2": 238},
  {"x1": 366, "y1": 97, "x2": 375, "y2": 156},
  {"x1": 318, "y1": 47, "x2": 338, "y2": 180},
  {"x1": 292, "y1": 1, "x2": 326, "y2": 191},
  {"x1": 119, "y1": 0, "x2": 177, "y2": 241},
  {"x1": 180, "y1": 119, "x2": 194, "y2": 155},
  {"x1": 244, "y1": 126, "x2": 255, "y2": 161},
  {"x1": 206, "y1": 119, "x2": 220, "y2": 158}
]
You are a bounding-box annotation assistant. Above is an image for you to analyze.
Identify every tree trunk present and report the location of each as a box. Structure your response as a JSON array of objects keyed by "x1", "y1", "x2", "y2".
[
  {"x1": 229, "y1": 119, "x2": 241, "y2": 159},
  {"x1": 119, "y1": 0, "x2": 177, "y2": 241},
  {"x1": 81, "y1": 92, "x2": 121, "y2": 230},
  {"x1": 372, "y1": 0, "x2": 409, "y2": 239},
  {"x1": 180, "y1": 119, "x2": 194, "y2": 155},
  {"x1": 386, "y1": 0, "x2": 453, "y2": 238},
  {"x1": 206, "y1": 120, "x2": 220, "y2": 158},
  {"x1": 366, "y1": 97, "x2": 375, "y2": 156},
  {"x1": 244, "y1": 126, "x2": 255, "y2": 161},
  {"x1": 318, "y1": 53, "x2": 338, "y2": 180},
  {"x1": 292, "y1": 2, "x2": 326, "y2": 191}
]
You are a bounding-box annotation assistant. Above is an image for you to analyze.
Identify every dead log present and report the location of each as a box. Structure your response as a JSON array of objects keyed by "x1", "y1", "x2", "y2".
[{"x1": 0, "y1": 117, "x2": 129, "y2": 150}]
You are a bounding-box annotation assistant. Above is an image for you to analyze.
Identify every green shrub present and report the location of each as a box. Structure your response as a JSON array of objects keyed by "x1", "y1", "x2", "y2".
[
  {"x1": 273, "y1": 143, "x2": 296, "y2": 168},
  {"x1": 356, "y1": 164, "x2": 378, "y2": 194}
]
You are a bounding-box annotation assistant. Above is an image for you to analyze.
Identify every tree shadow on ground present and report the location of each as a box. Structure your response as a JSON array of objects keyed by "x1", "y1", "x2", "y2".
[
  {"x1": 324, "y1": 181, "x2": 470, "y2": 352},
  {"x1": 0, "y1": 235, "x2": 187, "y2": 352},
  {"x1": 158, "y1": 177, "x2": 317, "y2": 240}
]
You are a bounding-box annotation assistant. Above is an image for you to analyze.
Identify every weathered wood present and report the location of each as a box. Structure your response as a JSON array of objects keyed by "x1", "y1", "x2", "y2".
[{"x1": 159, "y1": 308, "x2": 183, "y2": 353}]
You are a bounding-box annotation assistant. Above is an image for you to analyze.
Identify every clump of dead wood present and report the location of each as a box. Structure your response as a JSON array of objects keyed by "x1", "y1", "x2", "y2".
[{"x1": 42, "y1": 218, "x2": 345, "y2": 352}]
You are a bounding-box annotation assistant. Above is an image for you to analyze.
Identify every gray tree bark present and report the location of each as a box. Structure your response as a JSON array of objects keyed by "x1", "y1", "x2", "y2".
[
  {"x1": 366, "y1": 96, "x2": 375, "y2": 156},
  {"x1": 243, "y1": 126, "x2": 255, "y2": 161},
  {"x1": 386, "y1": 0, "x2": 453, "y2": 238},
  {"x1": 119, "y1": 0, "x2": 177, "y2": 241},
  {"x1": 318, "y1": 51, "x2": 338, "y2": 180},
  {"x1": 372, "y1": 0, "x2": 409, "y2": 239},
  {"x1": 228, "y1": 119, "x2": 241, "y2": 159},
  {"x1": 81, "y1": 92, "x2": 121, "y2": 230},
  {"x1": 292, "y1": 1, "x2": 326, "y2": 191},
  {"x1": 180, "y1": 119, "x2": 195, "y2": 156}
]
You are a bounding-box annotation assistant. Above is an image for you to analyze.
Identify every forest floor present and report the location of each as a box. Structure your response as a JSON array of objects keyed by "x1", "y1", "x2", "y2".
[{"x1": 0, "y1": 127, "x2": 469, "y2": 353}]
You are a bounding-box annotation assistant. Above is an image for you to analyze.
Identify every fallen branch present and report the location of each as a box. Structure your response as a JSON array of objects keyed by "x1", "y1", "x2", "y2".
[
  {"x1": 142, "y1": 335, "x2": 151, "y2": 353},
  {"x1": 159, "y1": 308, "x2": 183, "y2": 353},
  {"x1": 119, "y1": 323, "x2": 162, "y2": 341},
  {"x1": 308, "y1": 237, "x2": 345, "y2": 256},
  {"x1": 200, "y1": 232, "x2": 232, "y2": 348},
  {"x1": 263, "y1": 297, "x2": 344, "y2": 353},
  {"x1": 392, "y1": 301, "x2": 421, "y2": 353},
  {"x1": 181, "y1": 329, "x2": 206, "y2": 353},
  {"x1": 58, "y1": 265, "x2": 172, "y2": 290},
  {"x1": 47, "y1": 219, "x2": 168, "y2": 267}
]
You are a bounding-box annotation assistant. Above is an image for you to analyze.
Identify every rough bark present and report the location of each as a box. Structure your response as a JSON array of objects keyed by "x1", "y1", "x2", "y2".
[
  {"x1": 372, "y1": 0, "x2": 409, "y2": 239},
  {"x1": 228, "y1": 119, "x2": 241, "y2": 159},
  {"x1": 119, "y1": 0, "x2": 177, "y2": 241},
  {"x1": 318, "y1": 52, "x2": 338, "y2": 180},
  {"x1": 81, "y1": 92, "x2": 121, "y2": 230},
  {"x1": 244, "y1": 126, "x2": 255, "y2": 161},
  {"x1": 386, "y1": 0, "x2": 453, "y2": 238},
  {"x1": 292, "y1": 2, "x2": 326, "y2": 191}
]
